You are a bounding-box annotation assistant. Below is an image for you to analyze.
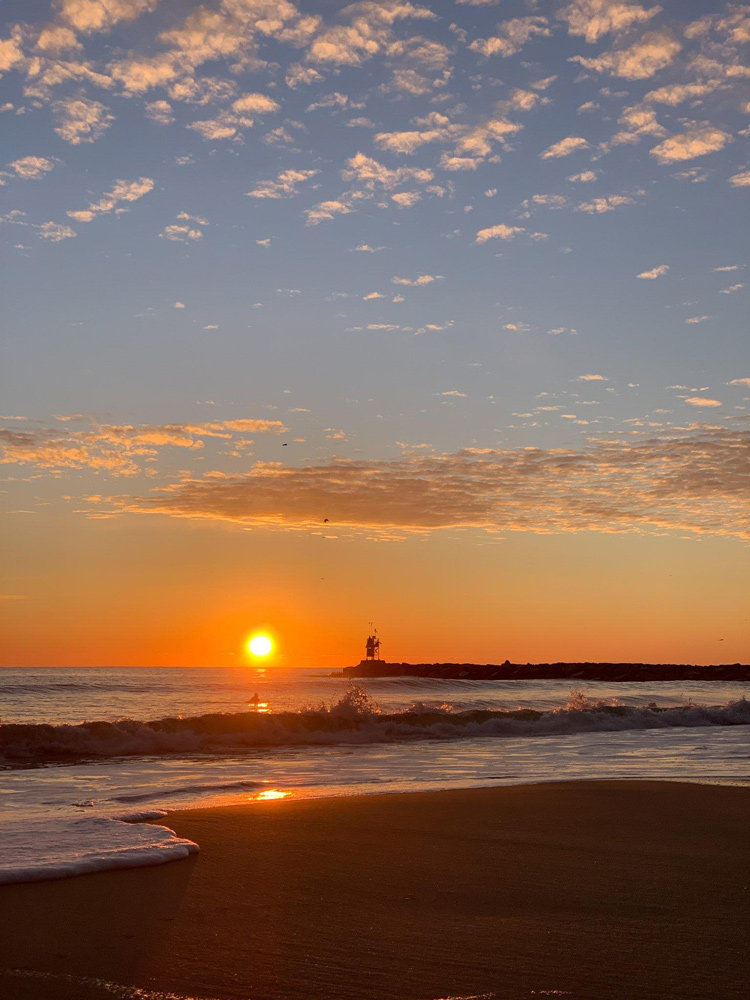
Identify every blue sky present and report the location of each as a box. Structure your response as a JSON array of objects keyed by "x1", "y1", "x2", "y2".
[{"x1": 1, "y1": 0, "x2": 749, "y2": 664}]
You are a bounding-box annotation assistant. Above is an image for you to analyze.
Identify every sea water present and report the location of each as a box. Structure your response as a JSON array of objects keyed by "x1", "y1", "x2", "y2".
[{"x1": 1, "y1": 667, "x2": 748, "y2": 884}]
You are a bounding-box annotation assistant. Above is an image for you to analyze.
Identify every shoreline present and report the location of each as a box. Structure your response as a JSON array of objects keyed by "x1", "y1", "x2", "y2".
[{"x1": 2, "y1": 780, "x2": 749, "y2": 1000}]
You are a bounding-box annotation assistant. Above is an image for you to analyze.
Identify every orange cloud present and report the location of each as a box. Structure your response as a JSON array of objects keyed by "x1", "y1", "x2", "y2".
[{"x1": 97, "y1": 427, "x2": 750, "y2": 539}]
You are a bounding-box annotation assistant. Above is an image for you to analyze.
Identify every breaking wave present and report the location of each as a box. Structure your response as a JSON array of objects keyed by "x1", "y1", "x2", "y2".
[{"x1": 2, "y1": 689, "x2": 748, "y2": 764}]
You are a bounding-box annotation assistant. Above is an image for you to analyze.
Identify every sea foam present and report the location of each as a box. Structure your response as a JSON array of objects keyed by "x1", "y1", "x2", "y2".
[{"x1": 0, "y1": 815, "x2": 198, "y2": 885}]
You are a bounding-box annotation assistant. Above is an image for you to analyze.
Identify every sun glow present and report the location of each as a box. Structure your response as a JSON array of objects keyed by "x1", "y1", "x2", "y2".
[{"x1": 247, "y1": 633, "x2": 273, "y2": 658}]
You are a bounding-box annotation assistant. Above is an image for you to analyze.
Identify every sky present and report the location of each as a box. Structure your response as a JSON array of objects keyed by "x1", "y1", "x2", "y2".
[{"x1": 1, "y1": 0, "x2": 749, "y2": 668}]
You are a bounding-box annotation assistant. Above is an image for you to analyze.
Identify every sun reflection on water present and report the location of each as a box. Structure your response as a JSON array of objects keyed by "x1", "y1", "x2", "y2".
[{"x1": 252, "y1": 789, "x2": 291, "y2": 801}]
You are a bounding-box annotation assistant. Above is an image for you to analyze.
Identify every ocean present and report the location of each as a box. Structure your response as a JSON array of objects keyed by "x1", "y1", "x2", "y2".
[{"x1": 1, "y1": 666, "x2": 748, "y2": 885}]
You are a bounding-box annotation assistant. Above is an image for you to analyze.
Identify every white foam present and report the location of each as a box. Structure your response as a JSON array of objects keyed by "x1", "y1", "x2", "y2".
[{"x1": 0, "y1": 815, "x2": 198, "y2": 885}]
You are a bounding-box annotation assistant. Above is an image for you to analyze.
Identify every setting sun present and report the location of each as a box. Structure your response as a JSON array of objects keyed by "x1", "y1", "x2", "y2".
[{"x1": 247, "y1": 634, "x2": 273, "y2": 658}]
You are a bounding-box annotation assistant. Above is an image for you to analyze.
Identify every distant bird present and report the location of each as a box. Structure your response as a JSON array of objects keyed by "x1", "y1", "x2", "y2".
[
  {"x1": 282, "y1": 442, "x2": 288, "y2": 446},
  {"x1": 324, "y1": 518, "x2": 329, "y2": 523}
]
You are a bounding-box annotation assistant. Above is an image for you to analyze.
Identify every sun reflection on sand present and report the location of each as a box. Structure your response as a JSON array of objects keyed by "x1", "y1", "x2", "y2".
[{"x1": 252, "y1": 789, "x2": 291, "y2": 801}]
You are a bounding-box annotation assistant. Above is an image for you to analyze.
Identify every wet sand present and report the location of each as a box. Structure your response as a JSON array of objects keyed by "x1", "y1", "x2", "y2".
[{"x1": 1, "y1": 781, "x2": 748, "y2": 1000}]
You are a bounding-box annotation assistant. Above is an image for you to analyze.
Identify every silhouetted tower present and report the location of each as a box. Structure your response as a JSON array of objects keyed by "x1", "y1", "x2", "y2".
[{"x1": 365, "y1": 623, "x2": 381, "y2": 661}]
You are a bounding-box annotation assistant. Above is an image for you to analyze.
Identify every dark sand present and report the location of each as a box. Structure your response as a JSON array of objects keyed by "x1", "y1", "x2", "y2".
[{"x1": 1, "y1": 781, "x2": 748, "y2": 1000}]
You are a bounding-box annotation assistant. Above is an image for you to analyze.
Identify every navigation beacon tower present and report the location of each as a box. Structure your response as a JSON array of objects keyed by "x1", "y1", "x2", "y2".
[{"x1": 365, "y1": 623, "x2": 381, "y2": 661}]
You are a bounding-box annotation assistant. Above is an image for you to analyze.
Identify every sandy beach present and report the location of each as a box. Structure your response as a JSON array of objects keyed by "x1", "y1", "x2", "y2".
[{"x1": 1, "y1": 780, "x2": 748, "y2": 1000}]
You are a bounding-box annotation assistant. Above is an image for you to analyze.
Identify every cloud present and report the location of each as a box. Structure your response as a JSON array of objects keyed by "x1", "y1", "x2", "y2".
[
  {"x1": 469, "y1": 17, "x2": 551, "y2": 58},
  {"x1": 36, "y1": 221, "x2": 76, "y2": 242},
  {"x1": 558, "y1": 0, "x2": 660, "y2": 43},
  {"x1": 98, "y1": 426, "x2": 750, "y2": 540},
  {"x1": 6, "y1": 156, "x2": 53, "y2": 183},
  {"x1": 305, "y1": 199, "x2": 354, "y2": 226},
  {"x1": 644, "y1": 82, "x2": 722, "y2": 106},
  {"x1": 576, "y1": 194, "x2": 636, "y2": 213},
  {"x1": 374, "y1": 114, "x2": 522, "y2": 168},
  {"x1": 567, "y1": 170, "x2": 598, "y2": 182},
  {"x1": 729, "y1": 168, "x2": 750, "y2": 187},
  {"x1": 611, "y1": 104, "x2": 666, "y2": 145},
  {"x1": 342, "y1": 152, "x2": 433, "y2": 189},
  {"x1": 684, "y1": 397, "x2": 721, "y2": 407},
  {"x1": 720, "y1": 283, "x2": 743, "y2": 294},
  {"x1": 246, "y1": 168, "x2": 318, "y2": 199},
  {"x1": 352, "y1": 244, "x2": 385, "y2": 252},
  {"x1": 392, "y1": 274, "x2": 443, "y2": 286},
  {"x1": 474, "y1": 224, "x2": 525, "y2": 244},
  {"x1": 67, "y1": 177, "x2": 154, "y2": 222},
  {"x1": 577, "y1": 374, "x2": 608, "y2": 381},
  {"x1": 570, "y1": 31, "x2": 680, "y2": 79},
  {"x1": 540, "y1": 136, "x2": 589, "y2": 159},
  {"x1": 637, "y1": 264, "x2": 669, "y2": 279},
  {"x1": 728, "y1": 378, "x2": 750, "y2": 387},
  {"x1": 391, "y1": 191, "x2": 421, "y2": 207},
  {"x1": 56, "y1": 0, "x2": 160, "y2": 35},
  {"x1": 186, "y1": 94, "x2": 280, "y2": 142},
  {"x1": 650, "y1": 125, "x2": 732, "y2": 164},
  {"x1": 529, "y1": 194, "x2": 567, "y2": 209},
  {"x1": 363, "y1": 292, "x2": 385, "y2": 300},
  {"x1": 686, "y1": 315, "x2": 710, "y2": 324},
  {"x1": 53, "y1": 96, "x2": 114, "y2": 144},
  {"x1": 144, "y1": 100, "x2": 174, "y2": 125},
  {"x1": 173, "y1": 301, "x2": 185, "y2": 309},
  {"x1": 286, "y1": 64, "x2": 324, "y2": 88},
  {"x1": 0, "y1": 418, "x2": 287, "y2": 476},
  {"x1": 306, "y1": 0, "x2": 435, "y2": 67},
  {"x1": 160, "y1": 223, "x2": 203, "y2": 242}
]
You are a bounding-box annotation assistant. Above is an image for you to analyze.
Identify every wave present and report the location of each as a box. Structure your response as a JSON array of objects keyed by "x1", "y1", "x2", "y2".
[
  {"x1": 111, "y1": 779, "x2": 263, "y2": 804},
  {"x1": 2, "y1": 689, "x2": 748, "y2": 763}
]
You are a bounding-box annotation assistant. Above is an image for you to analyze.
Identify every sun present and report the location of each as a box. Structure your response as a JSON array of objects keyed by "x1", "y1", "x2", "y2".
[{"x1": 247, "y1": 633, "x2": 273, "y2": 658}]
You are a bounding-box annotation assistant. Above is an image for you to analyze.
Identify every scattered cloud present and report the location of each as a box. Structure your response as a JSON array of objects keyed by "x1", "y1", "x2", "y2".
[
  {"x1": 469, "y1": 17, "x2": 551, "y2": 59},
  {"x1": 246, "y1": 168, "x2": 319, "y2": 199},
  {"x1": 56, "y1": 0, "x2": 159, "y2": 35},
  {"x1": 8, "y1": 156, "x2": 55, "y2": 179},
  {"x1": 144, "y1": 100, "x2": 174, "y2": 125},
  {"x1": 567, "y1": 170, "x2": 598, "y2": 183},
  {"x1": 637, "y1": 264, "x2": 669, "y2": 279},
  {"x1": 650, "y1": 125, "x2": 732, "y2": 165},
  {"x1": 729, "y1": 168, "x2": 750, "y2": 188},
  {"x1": 0, "y1": 417, "x2": 287, "y2": 476},
  {"x1": 576, "y1": 194, "x2": 636, "y2": 213},
  {"x1": 36, "y1": 221, "x2": 76, "y2": 242},
  {"x1": 686, "y1": 315, "x2": 710, "y2": 324},
  {"x1": 540, "y1": 136, "x2": 589, "y2": 159},
  {"x1": 53, "y1": 97, "x2": 114, "y2": 145},
  {"x1": 570, "y1": 31, "x2": 681, "y2": 80},
  {"x1": 67, "y1": 177, "x2": 154, "y2": 223},
  {"x1": 558, "y1": 0, "x2": 660, "y2": 43},
  {"x1": 392, "y1": 274, "x2": 444, "y2": 286},
  {"x1": 684, "y1": 397, "x2": 721, "y2": 407},
  {"x1": 475, "y1": 224, "x2": 525, "y2": 244}
]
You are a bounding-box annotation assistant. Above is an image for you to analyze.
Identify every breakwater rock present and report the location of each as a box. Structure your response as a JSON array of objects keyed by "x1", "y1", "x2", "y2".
[{"x1": 342, "y1": 661, "x2": 750, "y2": 682}]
